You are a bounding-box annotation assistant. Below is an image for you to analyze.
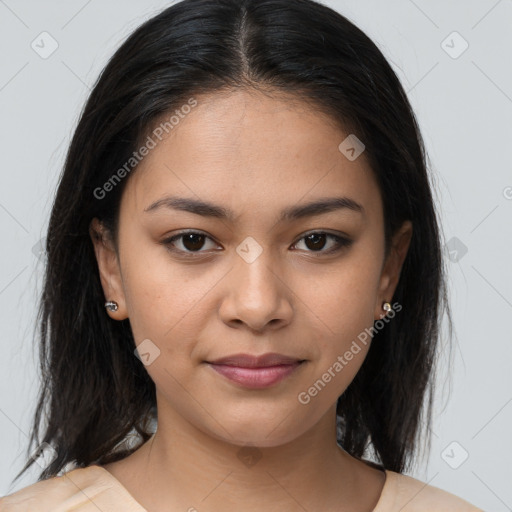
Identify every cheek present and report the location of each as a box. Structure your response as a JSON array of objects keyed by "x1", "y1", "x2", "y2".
[
  {"x1": 119, "y1": 241, "x2": 214, "y2": 347},
  {"x1": 300, "y1": 253, "x2": 382, "y2": 391},
  {"x1": 306, "y1": 254, "x2": 382, "y2": 339}
]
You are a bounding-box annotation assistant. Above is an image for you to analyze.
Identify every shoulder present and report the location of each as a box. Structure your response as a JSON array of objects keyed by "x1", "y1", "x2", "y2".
[
  {"x1": 375, "y1": 470, "x2": 484, "y2": 512},
  {"x1": 0, "y1": 465, "x2": 131, "y2": 512}
]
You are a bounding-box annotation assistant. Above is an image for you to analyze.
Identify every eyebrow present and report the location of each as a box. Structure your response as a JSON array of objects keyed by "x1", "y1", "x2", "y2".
[{"x1": 144, "y1": 195, "x2": 365, "y2": 222}]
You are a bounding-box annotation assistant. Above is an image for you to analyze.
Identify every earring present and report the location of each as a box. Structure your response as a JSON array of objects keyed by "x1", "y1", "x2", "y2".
[
  {"x1": 382, "y1": 302, "x2": 392, "y2": 314},
  {"x1": 105, "y1": 300, "x2": 118, "y2": 312}
]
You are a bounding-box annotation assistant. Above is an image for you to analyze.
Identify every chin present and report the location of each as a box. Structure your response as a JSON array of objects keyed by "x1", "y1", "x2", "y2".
[{"x1": 208, "y1": 420, "x2": 307, "y2": 449}]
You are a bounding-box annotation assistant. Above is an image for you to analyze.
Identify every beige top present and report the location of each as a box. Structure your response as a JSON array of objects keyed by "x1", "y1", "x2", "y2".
[{"x1": 0, "y1": 464, "x2": 484, "y2": 511}]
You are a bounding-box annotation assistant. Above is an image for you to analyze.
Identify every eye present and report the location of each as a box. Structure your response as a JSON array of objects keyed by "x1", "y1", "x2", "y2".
[
  {"x1": 162, "y1": 230, "x2": 219, "y2": 256},
  {"x1": 162, "y1": 230, "x2": 353, "y2": 258},
  {"x1": 292, "y1": 231, "x2": 353, "y2": 255}
]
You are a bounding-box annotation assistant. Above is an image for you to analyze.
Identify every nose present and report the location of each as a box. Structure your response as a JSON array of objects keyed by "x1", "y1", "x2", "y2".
[{"x1": 218, "y1": 247, "x2": 294, "y2": 332}]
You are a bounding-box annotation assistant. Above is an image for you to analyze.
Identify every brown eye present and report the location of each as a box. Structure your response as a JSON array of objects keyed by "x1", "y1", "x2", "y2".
[
  {"x1": 304, "y1": 233, "x2": 328, "y2": 251},
  {"x1": 163, "y1": 231, "x2": 218, "y2": 255},
  {"x1": 181, "y1": 233, "x2": 206, "y2": 251},
  {"x1": 293, "y1": 231, "x2": 353, "y2": 255}
]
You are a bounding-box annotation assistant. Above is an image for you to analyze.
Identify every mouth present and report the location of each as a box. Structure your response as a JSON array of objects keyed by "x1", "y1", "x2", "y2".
[{"x1": 204, "y1": 353, "x2": 306, "y2": 389}]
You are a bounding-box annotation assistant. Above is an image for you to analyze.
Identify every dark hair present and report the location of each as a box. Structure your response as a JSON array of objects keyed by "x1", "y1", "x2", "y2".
[{"x1": 13, "y1": 0, "x2": 451, "y2": 484}]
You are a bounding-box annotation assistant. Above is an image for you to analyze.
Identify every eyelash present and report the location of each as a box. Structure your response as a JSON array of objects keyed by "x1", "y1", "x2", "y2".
[{"x1": 161, "y1": 230, "x2": 353, "y2": 258}]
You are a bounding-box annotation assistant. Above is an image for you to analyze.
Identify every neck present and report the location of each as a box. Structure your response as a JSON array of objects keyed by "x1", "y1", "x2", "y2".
[{"x1": 109, "y1": 399, "x2": 386, "y2": 512}]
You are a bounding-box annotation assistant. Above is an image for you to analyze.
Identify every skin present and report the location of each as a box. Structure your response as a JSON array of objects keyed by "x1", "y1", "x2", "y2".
[{"x1": 90, "y1": 88, "x2": 412, "y2": 512}]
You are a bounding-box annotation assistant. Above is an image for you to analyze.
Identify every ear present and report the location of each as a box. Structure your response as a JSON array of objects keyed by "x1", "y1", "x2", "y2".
[
  {"x1": 89, "y1": 218, "x2": 128, "y2": 320},
  {"x1": 374, "y1": 220, "x2": 413, "y2": 320}
]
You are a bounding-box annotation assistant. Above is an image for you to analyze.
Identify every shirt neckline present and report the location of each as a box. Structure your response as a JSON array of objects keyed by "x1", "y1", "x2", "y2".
[{"x1": 92, "y1": 464, "x2": 395, "y2": 511}]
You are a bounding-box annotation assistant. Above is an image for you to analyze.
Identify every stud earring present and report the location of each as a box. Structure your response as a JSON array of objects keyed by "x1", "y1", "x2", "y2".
[
  {"x1": 105, "y1": 300, "x2": 118, "y2": 312},
  {"x1": 382, "y1": 302, "x2": 392, "y2": 314}
]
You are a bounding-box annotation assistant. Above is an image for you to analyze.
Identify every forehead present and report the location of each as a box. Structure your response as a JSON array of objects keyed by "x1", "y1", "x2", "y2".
[{"x1": 121, "y1": 89, "x2": 382, "y2": 223}]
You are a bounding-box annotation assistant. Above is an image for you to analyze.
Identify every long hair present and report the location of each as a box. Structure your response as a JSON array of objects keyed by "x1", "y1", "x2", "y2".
[{"x1": 13, "y1": 0, "x2": 451, "y2": 484}]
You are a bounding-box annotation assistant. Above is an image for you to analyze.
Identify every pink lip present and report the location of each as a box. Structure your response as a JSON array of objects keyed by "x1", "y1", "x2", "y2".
[
  {"x1": 207, "y1": 352, "x2": 303, "y2": 368},
  {"x1": 207, "y1": 361, "x2": 303, "y2": 389}
]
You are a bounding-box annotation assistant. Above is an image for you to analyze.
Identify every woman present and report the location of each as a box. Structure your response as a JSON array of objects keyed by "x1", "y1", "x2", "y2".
[{"x1": 1, "y1": 0, "x2": 483, "y2": 510}]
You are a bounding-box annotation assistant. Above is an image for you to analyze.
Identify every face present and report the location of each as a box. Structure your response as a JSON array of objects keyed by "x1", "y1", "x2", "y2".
[{"x1": 91, "y1": 89, "x2": 412, "y2": 447}]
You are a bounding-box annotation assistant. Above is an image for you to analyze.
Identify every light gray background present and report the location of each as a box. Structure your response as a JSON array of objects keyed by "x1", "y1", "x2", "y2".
[{"x1": 1, "y1": 0, "x2": 511, "y2": 509}]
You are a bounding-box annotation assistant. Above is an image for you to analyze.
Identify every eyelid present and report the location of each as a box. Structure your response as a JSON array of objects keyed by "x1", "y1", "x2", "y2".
[
  {"x1": 161, "y1": 229, "x2": 353, "y2": 256},
  {"x1": 162, "y1": 229, "x2": 221, "y2": 254},
  {"x1": 292, "y1": 228, "x2": 351, "y2": 244},
  {"x1": 290, "y1": 231, "x2": 353, "y2": 254}
]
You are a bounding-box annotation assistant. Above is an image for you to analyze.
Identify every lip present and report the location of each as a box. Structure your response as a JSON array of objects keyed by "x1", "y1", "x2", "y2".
[
  {"x1": 205, "y1": 352, "x2": 306, "y2": 389},
  {"x1": 206, "y1": 352, "x2": 304, "y2": 367}
]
